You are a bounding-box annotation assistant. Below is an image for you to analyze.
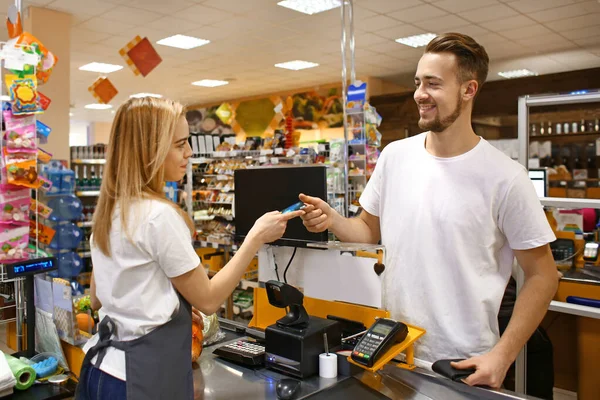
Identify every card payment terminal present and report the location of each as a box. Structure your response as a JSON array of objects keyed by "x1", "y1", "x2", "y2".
[{"x1": 351, "y1": 318, "x2": 409, "y2": 368}]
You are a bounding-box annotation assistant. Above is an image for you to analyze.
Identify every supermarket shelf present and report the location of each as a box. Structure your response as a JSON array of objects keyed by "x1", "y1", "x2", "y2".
[
  {"x1": 194, "y1": 241, "x2": 238, "y2": 250},
  {"x1": 77, "y1": 221, "x2": 93, "y2": 228},
  {"x1": 206, "y1": 187, "x2": 234, "y2": 192},
  {"x1": 201, "y1": 201, "x2": 233, "y2": 205},
  {"x1": 349, "y1": 173, "x2": 366, "y2": 178},
  {"x1": 78, "y1": 251, "x2": 91, "y2": 258},
  {"x1": 203, "y1": 174, "x2": 233, "y2": 179},
  {"x1": 540, "y1": 197, "x2": 600, "y2": 209},
  {"x1": 76, "y1": 191, "x2": 100, "y2": 197},
  {"x1": 530, "y1": 131, "x2": 600, "y2": 141},
  {"x1": 72, "y1": 159, "x2": 106, "y2": 165}
]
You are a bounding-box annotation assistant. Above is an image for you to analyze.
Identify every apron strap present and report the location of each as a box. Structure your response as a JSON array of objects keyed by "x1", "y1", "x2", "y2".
[{"x1": 86, "y1": 315, "x2": 126, "y2": 370}]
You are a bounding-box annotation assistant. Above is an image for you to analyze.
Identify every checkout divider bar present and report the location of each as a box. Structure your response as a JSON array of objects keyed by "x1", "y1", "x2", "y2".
[{"x1": 548, "y1": 300, "x2": 600, "y2": 319}]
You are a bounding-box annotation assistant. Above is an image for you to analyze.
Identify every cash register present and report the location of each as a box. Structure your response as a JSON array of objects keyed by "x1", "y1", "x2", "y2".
[{"x1": 264, "y1": 281, "x2": 341, "y2": 378}]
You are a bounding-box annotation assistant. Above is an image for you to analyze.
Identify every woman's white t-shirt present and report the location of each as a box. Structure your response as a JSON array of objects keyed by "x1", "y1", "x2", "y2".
[{"x1": 82, "y1": 199, "x2": 200, "y2": 380}]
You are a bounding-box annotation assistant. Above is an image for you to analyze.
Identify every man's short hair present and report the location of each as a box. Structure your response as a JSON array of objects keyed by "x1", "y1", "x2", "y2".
[{"x1": 425, "y1": 32, "x2": 489, "y2": 90}]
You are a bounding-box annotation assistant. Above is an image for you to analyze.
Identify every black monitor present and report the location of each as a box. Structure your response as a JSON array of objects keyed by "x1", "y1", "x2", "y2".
[{"x1": 234, "y1": 165, "x2": 328, "y2": 247}]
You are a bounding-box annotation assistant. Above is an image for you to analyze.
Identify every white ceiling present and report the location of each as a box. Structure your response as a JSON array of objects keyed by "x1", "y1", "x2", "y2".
[{"x1": 12, "y1": 0, "x2": 600, "y2": 121}]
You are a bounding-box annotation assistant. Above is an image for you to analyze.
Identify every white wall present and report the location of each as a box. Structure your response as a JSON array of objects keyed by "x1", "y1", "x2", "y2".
[{"x1": 69, "y1": 120, "x2": 89, "y2": 147}]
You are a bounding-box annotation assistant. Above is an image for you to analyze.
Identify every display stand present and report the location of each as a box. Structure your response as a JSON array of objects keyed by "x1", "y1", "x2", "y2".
[{"x1": 517, "y1": 91, "x2": 600, "y2": 396}]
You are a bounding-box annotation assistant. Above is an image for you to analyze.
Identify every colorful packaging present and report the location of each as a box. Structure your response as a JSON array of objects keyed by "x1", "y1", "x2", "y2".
[
  {"x1": 5, "y1": 125, "x2": 37, "y2": 153},
  {"x1": 37, "y1": 92, "x2": 51, "y2": 111},
  {"x1": 7, "y1": 32, "x2": 58, "y2": 85},
  {"x1": 36, "y1": 120, "x2": 51, "y2": 140},
  {"x1": 30, "y1": 200, "x2": 52, "y2": 219},
  {"x1": 0, "y1": 224, "x2": 29, "y2": 262},
  {"x1": 29, "y1": 219, "x2": 55, "y2": 245},
  {"x1": 6, "y1": 75, "x2": 39, "y2": 115},
  {"x1": 0, "y1": 196, "x2": 30, "y2": 224},
  {"x1": 6, "y1": 159, "x2": 41, "y2": 188},
  {"x1": 37, "y1": 148, "x2": 52, "y2": 164},
  {"x1": 3, "y1": 109, "x2": 35, "y2": 130}
]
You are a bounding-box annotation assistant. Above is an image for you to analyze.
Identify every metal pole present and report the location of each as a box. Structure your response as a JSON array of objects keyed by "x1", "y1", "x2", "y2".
[
  {"x1": 348, "y1": 0, "x2": 356, "y2": 85},
  {"x1": 15, "y1": 279, "x2": 24, "y2": 352},
  {"x1": 340, "y1": 0, "x2": 349, "y2": 217},
  {"x1": 515, "y1": 95, "x2": 529, "y2": 395},
  {"x1": 185, "y1": 160, "x2": 193, "y2": 220}
]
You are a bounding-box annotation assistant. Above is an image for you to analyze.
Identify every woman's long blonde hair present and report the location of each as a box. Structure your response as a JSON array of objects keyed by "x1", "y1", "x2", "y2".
[{"x1": 92, "y1": 97, "x2": 194, "y2": 256}]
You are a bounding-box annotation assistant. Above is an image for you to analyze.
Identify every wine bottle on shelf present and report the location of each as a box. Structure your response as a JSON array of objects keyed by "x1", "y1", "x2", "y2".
[
  {"x1": 547, "y1": 121, "x2": 553, "y2": 135},
  {"x1": 89, "y1": 166, "x2": 97, "y2": 190},
  {"x1": 540, "y1": 122, "x2": 545, "y2": 135},
  {"x1": 98, "y1": 165, "x2": 103, "y2": 189},
  {"x1": 81, "y1": 166, "x2": 88, "y2": 191},
  {"x1": 574, "y1": 156, "x2": 586, "y2": 180},
  {"x1": 587, "y1": 154, "x2": 597, "y2": 179},
  {"x1": 580, "y1": 119, "x2": 586, "y2": 133},
  {"x1": 595, "y1": 118, "x2": 599, "y2": 132}
]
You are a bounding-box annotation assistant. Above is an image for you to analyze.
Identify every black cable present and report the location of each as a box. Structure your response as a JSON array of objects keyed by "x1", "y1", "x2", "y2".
[
  {"x1": 272, "y1": 249, "x2": 280, "y2": 281},
  {"x1": 283, "y1": 247, "x2": 297, "y2": 284}
]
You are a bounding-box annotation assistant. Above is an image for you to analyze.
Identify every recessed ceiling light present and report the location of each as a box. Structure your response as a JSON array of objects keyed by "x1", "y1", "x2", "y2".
[
  {"x1": 130, "y1": 93, "x2": 162, "y2": 98},
  {"x1": 395, "y1": 33, "x2": 437, "y2": 48},
  {"x1": 275, "y1": 60, "x2": 319, "y2": 70},
  {"x1": 277, "y1": 0, "x2": 341, "y2": 15},
  {"x1": 69, "y1": 112, "x2": 74, "y2": 117},
  {"x1": 157, "y1": 34, "x2": 210, "y2": 50},
  {"x1": 84, "y1": 103, "x2": 113, "y2": 110},
  {"x1": 0, "y1": 95, "x2": 10, "y2": 101},
  {"x1": 79, "y1": 62, "x2": 123, "y2": 73},
  {"x1": 192, "y1": 79, "x2": 229, "y2": 87},
  {"x1": 498, "y1": 69, "x2": 538, "y2": 79}
]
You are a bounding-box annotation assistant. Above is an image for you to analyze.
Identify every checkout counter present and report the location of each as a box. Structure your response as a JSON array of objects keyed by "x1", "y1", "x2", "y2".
[{"x1": 193, "y1": 292, "x2": 539, "y2": 400}]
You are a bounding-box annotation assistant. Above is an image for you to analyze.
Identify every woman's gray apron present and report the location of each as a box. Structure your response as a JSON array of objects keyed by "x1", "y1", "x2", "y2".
[{"x1": 75, "y1": 293, "x2": 193, "y2": 399}]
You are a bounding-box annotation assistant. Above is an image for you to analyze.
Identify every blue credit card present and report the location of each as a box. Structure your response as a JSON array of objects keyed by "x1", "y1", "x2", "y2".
[{"x1": 282, "y1": 202, "x2": 305, "y2": 214}]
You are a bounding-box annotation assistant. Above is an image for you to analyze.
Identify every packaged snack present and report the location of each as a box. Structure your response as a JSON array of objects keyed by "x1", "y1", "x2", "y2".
[
  {"x1": 36, "y1": 120, "x2": 51, "y2": 141},
  {"x1": 0, "y1": 224, "x2": 29, "y2": 262},
  {"x1": 329, "y1": 139, "x2": 344, "y2": 164},
  {"x1": 29, "y1": 219, "x2": 55, "y2": 245},
  {"x1": 0, "y1": 196, "x2": 30, "y2": 224},
  {"x1": 30, "y1": 199, "x2": 53, "y2": 219},
  {"x1": 37, "y1": 91, "x2": 51, "y2": 111},
  {"x1": 7, "y1": 32, "x2": 58, "y2": 85},
  {"x1": 3, "y1": 109, "x2": 35, "y2": 130},
  {"x1": 37, "y1": 148, "x2": 52, "y2": 164},
  {"x1": 366, "y1": 125, "x2": 382, "y2": 148},
  {"x1": 6, "y1": 74, "x2": 39, "y2": 115},
  {"x1": 6, "y1": 159, "x2": 41, "y2": 188},
  {"x1": 6, "y1": 125, "x2": 37, "y2": 153}
]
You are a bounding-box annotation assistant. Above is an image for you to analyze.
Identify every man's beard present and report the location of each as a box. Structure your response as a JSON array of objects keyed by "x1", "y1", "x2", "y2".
[{"x1": 418, "y1": 93, "x2": 463, "y2": 133}]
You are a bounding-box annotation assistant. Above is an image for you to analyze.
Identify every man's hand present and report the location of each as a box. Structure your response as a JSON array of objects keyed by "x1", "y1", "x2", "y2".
[
  {"x1": 192, "y1": 307, "x2": 204, "y2": 330},
  {"x1": 451, "y1": 351, "x2": 511, "y2": 389},
  {"x1": 299, "y1": 193, "x2": 335, "y2": 233}
]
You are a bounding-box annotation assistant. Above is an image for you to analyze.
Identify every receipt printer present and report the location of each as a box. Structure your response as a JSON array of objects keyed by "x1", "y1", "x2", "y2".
[{"x1": 263, "y1": 281, "x2": 341, "y2": 378}]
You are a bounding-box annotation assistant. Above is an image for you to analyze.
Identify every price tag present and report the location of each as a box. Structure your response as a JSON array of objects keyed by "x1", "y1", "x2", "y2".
[
  {"x1": 286, "y1": 149, "x2": 296, "y2": 157},
  {"x1": 271, "y1": 157, "x2": 279, "y2": 165},
  {"x1": 349, "y1": 205, "x2": 359, "y2": 213},
  {"x1": 275, "y1": 148, "x2": 284, "y2": 155},
  {"x1": 318, "y1": 144, "x2": 326, "y2": 152},
  {"x1": 259, "y1": 156, "x2": 268, "y2": 163}
]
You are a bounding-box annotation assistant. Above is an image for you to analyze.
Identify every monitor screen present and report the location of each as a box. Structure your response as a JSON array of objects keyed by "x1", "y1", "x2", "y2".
[
  {"x1": 528, "y1": 168, "x2": 547, "y2": 198},
  {"x1": 234, "y1": 165, "x2": 328, "y2": 247}
]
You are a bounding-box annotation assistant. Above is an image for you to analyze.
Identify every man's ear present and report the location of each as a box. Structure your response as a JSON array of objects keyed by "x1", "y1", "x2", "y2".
[{"x1": 463, "y1": 80, "x2": 478, "y2": 101}]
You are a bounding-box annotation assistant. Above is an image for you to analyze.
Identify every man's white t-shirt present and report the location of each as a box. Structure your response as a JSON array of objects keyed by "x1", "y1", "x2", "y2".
[
  {"x1": 82, "y1": 199, "x2": 200, "y2": 380},
  {"x1": 359, "y1": 133, "x2": 555, "y2": 365}
]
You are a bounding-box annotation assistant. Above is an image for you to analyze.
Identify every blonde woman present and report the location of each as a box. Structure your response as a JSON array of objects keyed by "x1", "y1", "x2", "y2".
[{"x1": 75, "y1": 97, "x2": 303, "y2": 400}]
